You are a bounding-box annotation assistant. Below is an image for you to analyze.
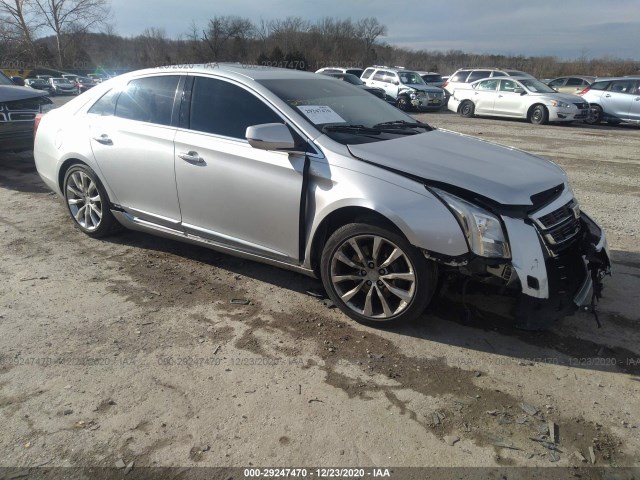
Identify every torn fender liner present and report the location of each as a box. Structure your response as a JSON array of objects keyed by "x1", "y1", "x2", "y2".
[{"x1": 347, "y1": 129, "x2": 565, "y2": 207}]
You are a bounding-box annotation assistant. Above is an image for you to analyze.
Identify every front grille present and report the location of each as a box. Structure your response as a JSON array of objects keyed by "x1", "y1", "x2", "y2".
[
  {"x1": 532, "y1": 199, "x2": 582, "y2": 251},
  {"x1": 573, "y1": 102, "x2": 589, "y2": 110},
  {"x1": 8, "y1": 112, "x2": 36, "y2": 121}
]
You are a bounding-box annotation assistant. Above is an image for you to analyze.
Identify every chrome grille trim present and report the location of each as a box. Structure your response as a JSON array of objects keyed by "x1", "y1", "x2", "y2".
[{"x1": 530, "y1": 197, "x2": 582, "y2": 248}]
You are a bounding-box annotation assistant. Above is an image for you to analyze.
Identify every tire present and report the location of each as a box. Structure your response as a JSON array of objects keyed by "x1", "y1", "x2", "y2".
[
  {"x1": 63, "y1": 164, "x2": 120, "y2": 238},
  {"x1": 396, "y1": 96, "x2": 411, "y2": 112},
  {"x1": 529, "y1": 104, "x2": 548, "y2": 125},
  {"x1": 459, "y1": 101, "x2": 475, "y2": 118},
  {"x1": 320, "y1": 222, "x2": 437, "y2": 327},
  {"x1": 585, "y1": 105, "x2": 602, "y2": 125}
]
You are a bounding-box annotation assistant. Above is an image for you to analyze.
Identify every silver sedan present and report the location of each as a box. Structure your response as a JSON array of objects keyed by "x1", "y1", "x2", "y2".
[{"x1": 34, "y1": 65, "x2": 609, "y2": 329}]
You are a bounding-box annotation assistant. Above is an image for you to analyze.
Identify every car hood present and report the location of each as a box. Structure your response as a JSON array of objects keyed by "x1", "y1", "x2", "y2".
[
  {"x1": 400, "y1": 84, "x2": 442, "y2": 93},
  {"x1": 0, "y1": 85, "x2": 48, "y2": 102},
  {"x1": 347, "y1": 129, "x2": 566, "y2": 207},
  {"x1": 529, "y1": 91, "x2": 584, "y2": 103}
]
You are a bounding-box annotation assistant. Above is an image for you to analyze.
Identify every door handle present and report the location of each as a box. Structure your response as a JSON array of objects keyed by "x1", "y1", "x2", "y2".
[
  {"x1": 605, "y1": 94, "x2": 611, "y2": 97},
  {"x1": 93, "y1": 134, "x2": 113, "y2": 145},
  {"x1": 498, "y1": 94, "x2": 503, "y2": 98},
  {"x1": 178, "y1": 151, "x2": 205, "y2": 164}
]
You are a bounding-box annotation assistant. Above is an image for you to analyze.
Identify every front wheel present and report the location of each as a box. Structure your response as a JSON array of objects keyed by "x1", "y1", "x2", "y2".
[
  {"x1": 396, "y1": 96, "x2": 411, "y2": 111},
  {"x1": 320, "y1": 222, "x2": 437, "y2": 326},
  {"x1": 63, "y1": 164, "x2": 120, "y2": 238},
  {"x1": 529, "y1": 104, "x2": 549, "y2": 125},
  {"x1": 459, "y1": 101, "x2": 475, "y2": 118}
]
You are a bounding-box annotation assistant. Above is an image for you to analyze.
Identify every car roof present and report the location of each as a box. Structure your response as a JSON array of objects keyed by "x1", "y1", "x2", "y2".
[
  {"x1": 123, "y1": 64, "x2": 323, "y2": 82},
  {"x1": 593, "y1": 76, "x2": 640, "y2": 81}
]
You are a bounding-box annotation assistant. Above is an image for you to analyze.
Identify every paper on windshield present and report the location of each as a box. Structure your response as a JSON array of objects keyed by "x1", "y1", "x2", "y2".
[{"x1": 297, "y1": 105, "x2": 345, "y2": 124}]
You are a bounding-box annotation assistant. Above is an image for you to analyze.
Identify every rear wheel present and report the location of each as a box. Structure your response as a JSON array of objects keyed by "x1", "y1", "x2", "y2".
[
  {"x1": 63, "y1": 164, "x2": 120, "y2": 238},
  {"x1": 459, "y1": 101, "x2": 475, "y2": 118},
  {"x1": 320, "y1": 222, "x2": 437, "y2": 327},
  {"x1": 585, "y1": 105, "x2": 602, "y2": 125},
  {"x1": 529, "y1": 104, "x2": 548, "y2": 125}
]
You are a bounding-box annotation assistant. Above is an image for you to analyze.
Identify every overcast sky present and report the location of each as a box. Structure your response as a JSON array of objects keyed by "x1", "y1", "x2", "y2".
[{"x1": 110, "y1": 0, "x2": 640, "y2": 60}]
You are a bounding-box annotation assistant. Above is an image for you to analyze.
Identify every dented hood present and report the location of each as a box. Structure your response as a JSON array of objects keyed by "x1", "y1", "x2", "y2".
[{"x1": 347, "y1": 129, "x2": 566, "y2": 206}]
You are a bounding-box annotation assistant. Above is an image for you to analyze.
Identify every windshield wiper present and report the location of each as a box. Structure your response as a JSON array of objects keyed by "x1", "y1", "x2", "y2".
[
  {"x1": 373, "y1": 120, "x2": 431, "y2": 130},
  {"x1": 322, "y1": 124, "x2": 381, "y2": 134}
]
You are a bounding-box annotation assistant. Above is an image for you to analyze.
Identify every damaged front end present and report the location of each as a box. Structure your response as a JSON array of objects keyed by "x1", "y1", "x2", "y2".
[{"x1": 428, "y1": 185, "x2": 611, "y2": 330}]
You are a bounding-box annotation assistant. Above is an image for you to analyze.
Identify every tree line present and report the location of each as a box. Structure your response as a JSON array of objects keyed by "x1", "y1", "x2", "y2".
[{"x1": 1, "y1": 3, "x2": 638, "y2": 78}]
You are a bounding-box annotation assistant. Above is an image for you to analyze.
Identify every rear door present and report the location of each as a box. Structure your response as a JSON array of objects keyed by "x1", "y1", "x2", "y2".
[
  {"x1": 493, "y1": 79, "x2": 527, "y2": 117},
  {"x1": 471, "y1": 79, "x2": 498, "y2": 114},
  {"x1": 87, "y1": 74, "x2": 182, "y2": 228},
  {"x1": 629, "y1": 80, "x2": 640, "y2": 122},
  {"x1": 601, "y1": 79, "x2": 636, "y2": 120},
  {"x1": 173, "y1": 75, "x2": 306, "y2": 261}
]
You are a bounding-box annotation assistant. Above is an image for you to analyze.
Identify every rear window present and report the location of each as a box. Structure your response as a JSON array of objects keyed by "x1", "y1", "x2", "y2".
[
  {"x1": 466, "y1": 70, "x2": 492, "y2": 83},
  {"x1": 115, "y1": 75, "x2": 179, "y2": 125},
  {"x1": 450, "y1": 71, "x2": 470, "y2": 82},
  {"x1": 589, "y1": 81, "x2": 610, "y2": 91},
  {"x1": 345, "y1": 69, "x2": 364, "y2": 77},
  {"x1": 361, "y1": 68, "x2": 374, "y2": 79}
]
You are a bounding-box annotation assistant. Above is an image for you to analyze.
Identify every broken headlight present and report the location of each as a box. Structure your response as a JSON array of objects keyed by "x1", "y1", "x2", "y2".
[{"x1": 433, "y1": 189, "x2": 510, "y2": 259}]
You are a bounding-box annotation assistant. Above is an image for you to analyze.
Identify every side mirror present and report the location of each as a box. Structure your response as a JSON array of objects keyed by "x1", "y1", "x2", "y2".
[
  {"x1": 514, "y1": 87, "x2": 525, "y2": 95},
  {"x1": 246, "y1": 123, "x2": 296, "y2": 151},
  {"x1": 393, "y1": 81, "x2": 399, "y2": 86}
]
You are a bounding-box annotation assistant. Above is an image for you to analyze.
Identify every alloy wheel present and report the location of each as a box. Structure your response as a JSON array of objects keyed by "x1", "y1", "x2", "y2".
[
  {"x1": 329, "y1": 234, "x2": 417, "y2": 320},
  {"x1": 65, "y1": 170, "x2": 103, "y2": 231}
]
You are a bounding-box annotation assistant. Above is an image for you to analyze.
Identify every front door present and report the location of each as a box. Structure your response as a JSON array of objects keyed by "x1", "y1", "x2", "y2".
[{"x1": 174, "y1": 76, "x2": 305, "y2": 262}]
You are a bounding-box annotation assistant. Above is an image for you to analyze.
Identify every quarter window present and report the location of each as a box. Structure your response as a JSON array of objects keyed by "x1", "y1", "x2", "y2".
[
  {"x1": 189, "y1": 77, "x2": 282, "y2": 139},
  {"x1": 88, "y1": 89, "x2": 119, "y2": 116},
  {"x1": 115, "y1": 75, "x2": 180, "y2": 125}
]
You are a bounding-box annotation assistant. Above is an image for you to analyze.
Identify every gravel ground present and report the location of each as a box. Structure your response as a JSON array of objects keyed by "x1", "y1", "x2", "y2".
[{"x1": 0, "y1": 104, "x2": 639, "y2": 477}]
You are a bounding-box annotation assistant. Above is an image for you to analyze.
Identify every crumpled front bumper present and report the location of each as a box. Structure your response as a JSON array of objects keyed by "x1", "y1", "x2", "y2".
[{"x1": 503, "y1": 212, "x2": 610, "y2": 330}]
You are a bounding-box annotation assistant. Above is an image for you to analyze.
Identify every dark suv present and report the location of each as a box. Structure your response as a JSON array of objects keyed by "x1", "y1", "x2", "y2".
[{"x1": 1, "y1": 70, "x2": 54, "y2": 152}]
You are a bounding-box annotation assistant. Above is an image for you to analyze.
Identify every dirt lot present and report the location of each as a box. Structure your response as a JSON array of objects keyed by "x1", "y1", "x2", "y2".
[{"x1": 1, "y1": 107, "x2": 639, "y2": 478}]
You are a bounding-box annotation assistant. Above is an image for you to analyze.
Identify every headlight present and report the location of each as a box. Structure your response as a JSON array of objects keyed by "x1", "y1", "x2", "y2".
[
  {"x1": 432, "y1": 188, "x2": 510, "y2": 258},
  {"x1": 550, "y1": 100, "x2": 570, "y2": 108},
  {"x1": 410, "y1": 92, "x2": 417, "y2": 99}
]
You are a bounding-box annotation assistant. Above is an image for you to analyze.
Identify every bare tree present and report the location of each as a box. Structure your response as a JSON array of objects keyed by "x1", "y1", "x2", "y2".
[
  {"x1": 202, "y1": 15, "x2": 254, "y2": 61},
  {"x1": 0, "y1": 0, "x2": 41, "y2": 61},
  {"x1": 34, "y1": 0, "x2": 110, "y2": 68},
  {"x1": 356, "y1": 17, "x2": 386, "y2": 52}
]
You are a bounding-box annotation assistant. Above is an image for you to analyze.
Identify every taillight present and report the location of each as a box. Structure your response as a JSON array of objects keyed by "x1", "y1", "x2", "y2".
[
  {"x1": 34, "y1": 113, "x2": 44, "y2": 139},
  {"x1": 443, "y1": 81, "x2": 449, "y2": 88},
  {"x1": 578, "y1": 87, "x2": 590, "y2": 95}
]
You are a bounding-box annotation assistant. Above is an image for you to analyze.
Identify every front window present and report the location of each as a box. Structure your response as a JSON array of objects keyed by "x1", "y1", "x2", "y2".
[
  {"x1": 519, "y1": 79, "x2": 556, "y2": 93},
  {"x1": 499, "y1": 80, "x2": 518, "y2": 92},
  {"x1": 258, "y1": 78, "x2": 431, "y2": 145},
  {"x1": 0, "y1": 71, "x2": 13, "y2": 86}
]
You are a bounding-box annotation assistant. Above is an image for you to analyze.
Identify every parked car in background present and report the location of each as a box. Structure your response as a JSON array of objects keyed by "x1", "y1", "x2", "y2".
[
  {"x1": 25, "y1": 78, "x2": 54, "y2": 95},
  {"x1": 547, "y1": 76, "x2": 595, "y2": 94},
  {"x1": 62, "y1": 74, "x2": 79, "y2": 82},
  {"x1": 10, "y1": 76, "x2": 25, "y2": 86},
  {"x1": 0, "y1": 70, "x2": 54, "y2": 152},
  {"x1": 36, "y1": 75, "x2": 53, "y2": 81},
  {"x1": 318, "y1": 72, "x2": 387, "y2": 101},
  {"x1": 443, "y1": 67, "x2": 535, "y2": 99},
  {"x1": 48, "y1": 77, "x2": 77, "y2": 95},
  {"x1": 33, "y1": 64, "x2": 610, "y2": 329},
  {"x1": 361, "y1": 66, "x2": 443, "y2": 111},
  {"x1": 315, "y1": 67, "x2": 364, "y2": 78},
  {"x1": 87, "y1": 73, "x2": 107, "y2": 83},
  {"x1": 416, "y1": 71, "x2": 448, "y2": 103},
  {"x1": 448, "y1": 76, "x2": 589, "y2": 125},
  {"x1": 416, "y1": 71, "x2": 445, "y2": 88},
  {"x1": 75, "y1": 76, "x2": 96, "y2": 94},
  {"x1": 580, "y1": 76, "x2": 640, "y2": 125}
]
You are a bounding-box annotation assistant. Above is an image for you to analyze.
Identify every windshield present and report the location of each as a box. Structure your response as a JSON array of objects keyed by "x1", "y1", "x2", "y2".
[
  {"x1": 519, "y1": 79, "x2": 557, "y2": 93},
  {"x1": 340, "y1": 74, "x2": 364, "y2": 86},
  {"x1": 421, "y1": 74, "x2": 443, "y2": 83},
  {"x1": 53, "y1": 79, "x2": 72, "y2": 84},
  {"x1": 398, "y1": 72, "x2": 425, "y2": 85},
  {"x1": 258, "y1": 78, "x2": 430, "y2": 145}
]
